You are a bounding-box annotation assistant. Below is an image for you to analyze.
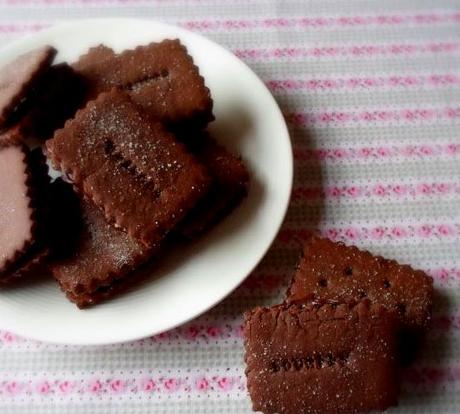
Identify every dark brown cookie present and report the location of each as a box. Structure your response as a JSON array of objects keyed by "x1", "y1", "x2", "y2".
[
  {"x1": 244, "y1": 301, "x2": 400, "y2": 414},
  {"x1": 179, "y1": 134, "x2": 249, "y2": 238},
  {"x1": 0, "y1": 46, "x2": 56, "y2": 129},
  {"x1": 0, "y1": 134, "x2": 50, "y2": 283},
  {"x1": 46, "y1": 89, "x2": 211, "y2": 247},
  {"x1": 72, "y1": 40, "x2": 213, "y2": 129},
  {"x1": 286, "y1": 237, "x2": 434, "y2": 334},
  {"x1": 48, "y1": 180, "x2": 155, "y2": 308},
  {"x1": 18, "y1": 63, "x2": 87, "y2": 140}
]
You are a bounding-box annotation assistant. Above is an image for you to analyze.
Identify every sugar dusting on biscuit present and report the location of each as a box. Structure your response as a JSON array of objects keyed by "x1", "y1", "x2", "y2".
[{"x1": 0, "y1": 145, "x2": 33, "y2": 269}]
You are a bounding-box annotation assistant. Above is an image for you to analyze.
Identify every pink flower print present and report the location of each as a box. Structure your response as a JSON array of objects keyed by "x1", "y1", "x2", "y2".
[
  {"x1": 420, "y1": 145, "x2": 433, "y2": 155},
  {"x1": 335, "y1": 112, "x2": 349, "y2": 122},
  {"x1": 110, "y1": 379, "x2": 125, "y2": 393},
  {"x1": 391, "y1": 227, "x2": 406, "y2": 238},
  {"x1": 186, "y1": 325, "x2": 200, "y2": 340},
  {"x1": 344, "y1": 227, "x2": 359, "y2": 240},
  {"x1": 312, "y1": 47, "x2": 322, "y2": 57},
  {"x1": 437, "y1": 224, "x2": 453, "y2": 236},
  {"x1": 419, "y1": 109, "x2": 434, "y2": 119},
  {"x1": 360, "y1": 111, "x2": 373, "y2": 121},
  {"x1": 89, "y1": 379, "x2": 102, "y2": 393},
  {"x1": 164, "y1": 378, "x2": 180, "y2": 392},
  {"x1": 417, "y1": 183, "x2": 432, "y2": 195},
  {"x1": 195, "y1": 377, "x2": 209, "y2": 391},
  {"x1": 58, "y1": 381, "x2": 73, "y2": 394},
  {"x1": 377, "y1": 147, "x2": 390, "y2": 156},
  {"x1": 404, "y1": 76, "x2": 417, "y2": 86},
  {"x1": 346, "y1": 186, "x2": 360, "y2": 197},
  {"x1": 36, "y1": 380, "x2": 51, "y2": 394},
  {"x1": 307, "y1": 80, "x2": 319, "y2": 90},
  {"x1": 346, "y1": 78, "x2": 359, "y2": 88},
  {"x1": 392, "y1": 185, "x2": 406, "y2": 195},
  {"x1": 206, "y1": 326, "x2": 221, "y2": 338},
  {"x1": 436, "y1": 183, "x2": 450, "y2": 193},
  {"x1": 326, "y1": 228, "x2": 339, "y2": 241},
  {"x1": 402, "y1": 145, "x2": 416, "y2": 156},
  {"x1": 316, "y1": 149, "x2": 327, "y2": 160},
  {"x1": 359, "y1": 147, "x2": 372, "y2": 157},
  {"x1": 283, "y1": 79, "x2": 295, "y2": 90},
  {"x1": 446, "y1": 144, "x2": 458, "y2": 154},
  {"x1": 435, "y1": 268, "x2": 450, "y2": 281},
  {"x1": 217, "y1": 377, "x2": 233, "y2": 391},
  {"x1": 418, "y1": 225, "x2": 432, "y2": 237},
  {"x1": 373, "y1": 184, "x2": 387, "y2": 196},
  {"x1": 377, "y1": 111, "x2": 392, "y2": 121},
  {"x1": 2, "y1": 331, "x2": 17, "y2": 343},
  {"x1": 389, "y1": 76, "x2": 400, "y2": 86},
  {"x1": 142, "y1": 378, "x2": 156, "y2": 392},
  {"x1": 333, "y1": 149, "x2": 346, "y2": 158},
  {"x1": 6, "y1": 381, "x2": 21, "y2": 395},
  {"x1": 328, "y1": 186, "x2": 342, "y2": 198},
  {"x1": 363, "y1": 77, "x2": 375, "y2": 87},
  {"x1": 319, "y1": 112, "x2": 333, "y2": 123},
  {"x1": 402, "y1": 109, "x2": 415, "y2": 120},
  {"x1": 371, "y1": 227, "x2": 385, "y2": 239}
]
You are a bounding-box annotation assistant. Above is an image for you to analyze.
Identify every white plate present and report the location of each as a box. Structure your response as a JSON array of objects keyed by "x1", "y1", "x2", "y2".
[{"x1": 0, "y1": 18, "x2": 292, "y2": 345}]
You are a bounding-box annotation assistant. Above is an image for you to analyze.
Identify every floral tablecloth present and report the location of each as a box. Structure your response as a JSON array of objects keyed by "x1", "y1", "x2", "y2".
[{"x1": 0, "y1": 0, "x2": 460, "y2": 413}]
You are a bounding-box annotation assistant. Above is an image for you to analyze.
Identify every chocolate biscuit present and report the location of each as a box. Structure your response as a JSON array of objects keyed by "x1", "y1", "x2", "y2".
[
  {"x1": 49, "y1": 180, "x2": 154, "y2": 308},
  {"x1": 0, "y1": 135, "x2": 50, "y2": 283},
  {"x1": 0, "y1": 46, "x2": 56, "y2": 129},
  {"x1": 179, "y1": 134, "x2": 249, "y2": 238},
  {"x1": 72, "y1": 40, "x2": 213, "y2": 129},
  {"x1": 18, "y1": 63, "x2": 87, "y2": 140},
  {"x1": 244, "y1": 302, "x2": 400, "y2": 414},
  {"x1": 46, "y1": 89, "x2": 211, "y2": 247},
  {"x1": 286, "y1": 237, "x2": 434, "y2": 333}
]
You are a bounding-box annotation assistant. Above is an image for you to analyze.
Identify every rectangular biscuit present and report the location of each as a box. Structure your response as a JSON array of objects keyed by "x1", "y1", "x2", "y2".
[
  {"x1": 48, "y1": 180, "x2": 154, "y2": 308},
  {"x1": 286, "y1": 237, "x2": 434, "y2": 333},
  {"x1": 0, "y1": 46, "x2": 56, "y2": 129},
  {"x1": 72, "y1": 40, "x2": 213, "y2": 129},
  {"x1": 18, "y1": 63, "x2": 87, "y2": 140},
  {"x1": 244, "y1": 302, "x2": 400, "y2": 414},
  {"x1": 178, "y1": 134, "x2": 249, "y2": 238},
  {"x1": 46, "y1": 89, "x2": 211, "y2": 247},
  {"x1": 0, "y1": 134, "x2": 50, "y2": 283}
]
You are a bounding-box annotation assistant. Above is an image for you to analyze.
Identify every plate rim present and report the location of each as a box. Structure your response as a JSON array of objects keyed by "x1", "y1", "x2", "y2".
[{"x1": 0, "y1": 17, "x2": 293, "y2": 345}]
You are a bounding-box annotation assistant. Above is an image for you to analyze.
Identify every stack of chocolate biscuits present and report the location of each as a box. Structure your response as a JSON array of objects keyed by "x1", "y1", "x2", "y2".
[
  {"x1": 244, "y1": 237, "x2": 434, "y2": 414},
  {"x1": 0, "y1": 41, "x2": 249, "y2": 307}
]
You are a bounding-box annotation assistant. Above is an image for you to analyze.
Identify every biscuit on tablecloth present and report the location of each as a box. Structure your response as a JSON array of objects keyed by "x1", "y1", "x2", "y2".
[
  {"x1": 286, "y1": 237, "x2": 434, "y2": 334},
  {"x1": 244, "y1": 301, "x2": 400, "y2": 414}
]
